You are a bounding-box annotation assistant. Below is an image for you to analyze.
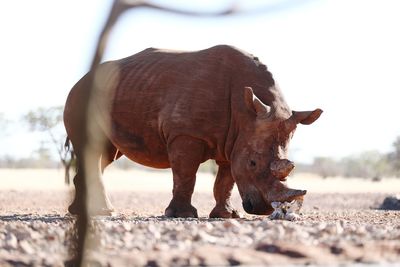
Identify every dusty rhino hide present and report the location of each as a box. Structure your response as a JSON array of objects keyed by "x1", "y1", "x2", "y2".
[{"x1": 64, "y1": 45, "x2": 322, "y2": 218}]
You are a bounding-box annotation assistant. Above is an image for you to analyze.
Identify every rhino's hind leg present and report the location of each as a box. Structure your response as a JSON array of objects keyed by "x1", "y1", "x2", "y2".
[
  {"x1": 68, "y1": 169, "x2": 115, "y2": 216},
  {"x1": 209, "y1": 163, "x2": 241, "y2": 218},
  {"x1": 68, "y1": 140, "x2": 119, "y2": 216},
  {"x1": 68, "y1": 170, "x2": 84, "y2": 215},
  {"x1": 164, "y1": 136, "x2": 205, "y2": 218}
]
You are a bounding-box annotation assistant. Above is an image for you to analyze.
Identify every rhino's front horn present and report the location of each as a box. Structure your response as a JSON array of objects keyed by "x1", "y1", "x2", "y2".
[
  {"x1": 270, "y1": 159, "x2": 295, "y2": 180},
  {"x1": 267, "y1": 183, "x2": 307, "y2": 203}
]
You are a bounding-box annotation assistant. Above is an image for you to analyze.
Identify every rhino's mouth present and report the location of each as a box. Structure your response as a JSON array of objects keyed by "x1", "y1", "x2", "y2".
[
  {"x1": 241, "y1": 184, "x2": 274, "y2": 215},
  {"x1": 242, "y1": 178, "x2": 307, "y2": 215},
  {"x1": 242, "y1": 195, "x2": 273, "y2": 215}
]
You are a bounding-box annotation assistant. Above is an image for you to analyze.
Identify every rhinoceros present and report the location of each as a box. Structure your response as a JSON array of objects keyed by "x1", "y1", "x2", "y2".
[{"x1": 64, "y1": 45, "x2": 322, "y2": 218}]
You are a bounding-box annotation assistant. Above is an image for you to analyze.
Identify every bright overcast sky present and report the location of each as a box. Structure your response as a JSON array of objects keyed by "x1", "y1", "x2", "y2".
[{"x1": 0, "y1": 0, "x2": 399, "y2": 163}]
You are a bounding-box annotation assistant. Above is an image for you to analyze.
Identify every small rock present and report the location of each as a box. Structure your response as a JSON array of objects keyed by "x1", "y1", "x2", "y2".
[
  {"x1": 14, "y1": 228, "x2": 32, "y2": 240},
  {"x1": 5, "y1": 233, "x2": 18, "y2": 250},
  {"x1": 380, "y1": 195, "x2": 400, "y2": 210},
  {"x1": 153, "y1": 243, "x2": 169, "y2": 251},
  {"x1": 19, "y1": 240, "x2": 35, "y2": 254},
  {"x1": 285, "y1": 213, "x2": 300, "y2": 221},
  {"x1": 122, "y1": 222, "x2": 132, "y2": 231},
  {"x1": 201, "y1": 222, "x2": 214, "y2": 231},
  {"x1": 276, "y1": 225, "x2": 286, "y2": 238},
  {"x1": 323, "y1": 222, "x2": 344, "y2": 235},
  {"x1": 223, "y1": 219, "x2": 241, "y2": 229},
  {"x1": 195, "y1": 246, "x2": 230, "y2": 266},
  {"x1": 195, "y1": 231, "x2": 217, "y2": 243}
]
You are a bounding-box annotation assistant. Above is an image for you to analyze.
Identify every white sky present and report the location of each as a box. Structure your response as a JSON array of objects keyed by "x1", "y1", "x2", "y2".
[{"x1": 0, "y1": 0, "x2": 399, "y2": 163}]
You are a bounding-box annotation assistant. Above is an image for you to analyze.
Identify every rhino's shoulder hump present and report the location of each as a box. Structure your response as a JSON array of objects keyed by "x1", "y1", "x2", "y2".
[
  {"x1": 205, "y1": 45, "x2": 252, "y2": 58},
  {"x1": 117, "y1": 45, "x2": 253, "y2": 64}
]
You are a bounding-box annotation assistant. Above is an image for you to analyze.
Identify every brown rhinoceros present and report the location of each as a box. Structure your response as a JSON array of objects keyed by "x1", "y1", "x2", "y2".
[{"x1": 64, "y1": 45, "x2": 322, "y2": 218}]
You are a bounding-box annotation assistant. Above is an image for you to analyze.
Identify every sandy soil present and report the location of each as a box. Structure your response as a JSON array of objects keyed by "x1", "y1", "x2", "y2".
[{"x1": 0, "y1": 169, "x2": 399, "y2": 266}]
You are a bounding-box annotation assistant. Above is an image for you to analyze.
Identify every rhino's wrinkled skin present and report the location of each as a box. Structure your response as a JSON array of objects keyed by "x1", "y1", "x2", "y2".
[{"x1": 64, "y1": 45, "x2": 322, "y2": 218}]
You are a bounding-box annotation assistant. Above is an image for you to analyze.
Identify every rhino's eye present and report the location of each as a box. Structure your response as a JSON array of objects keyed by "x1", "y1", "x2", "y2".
[{"x1": 249, "y1": 160, "x2": 257, "y2": 167}]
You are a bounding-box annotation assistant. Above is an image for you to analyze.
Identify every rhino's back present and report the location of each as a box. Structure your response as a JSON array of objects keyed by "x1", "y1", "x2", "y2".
[{"x1": 109, "y1": 45, "x2": 246, "y2": 166}]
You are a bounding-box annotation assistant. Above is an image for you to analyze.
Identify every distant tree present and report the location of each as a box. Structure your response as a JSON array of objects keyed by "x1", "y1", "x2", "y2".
[
  {"x1": 388, "y1": 136, "x2": 400, "y2": 177},
  {"x1": 305, "y1": 137, "x2": 400, "y2": 179},
  {"x1": 24, "y1": 106, "x2": 63, "y2": 133},
  {"x1": 23, "y1": 106, "x2": 75, "y2": 183},
  {"x1": 0, "y1": 113, "x2": 9, "y2": 135},
  {"x1": 341, "y1": 150, "x2": 391, "y2": 179},
  {"x1": 312, "y1": 157, "x2": 341, "y2": 178}
]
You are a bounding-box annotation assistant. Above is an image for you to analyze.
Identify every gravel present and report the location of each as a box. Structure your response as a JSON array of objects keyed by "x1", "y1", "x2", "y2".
[{"x1": 0, "y1": 190, "x2": 399, "y2": 266}]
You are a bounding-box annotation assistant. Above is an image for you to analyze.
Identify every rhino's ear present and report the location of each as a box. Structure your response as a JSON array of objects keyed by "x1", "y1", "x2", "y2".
[
  {"x1": 244, "y1": 87, "x2": 271, "y2": 117},
  {"x1": 292, "y1": 109, "x2": 323, "y2": 125}
]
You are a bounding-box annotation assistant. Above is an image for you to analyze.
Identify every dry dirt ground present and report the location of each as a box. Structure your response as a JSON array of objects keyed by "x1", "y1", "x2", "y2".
[{"x1": 0, "y1": 169, "x2": 399, "y2": 266}]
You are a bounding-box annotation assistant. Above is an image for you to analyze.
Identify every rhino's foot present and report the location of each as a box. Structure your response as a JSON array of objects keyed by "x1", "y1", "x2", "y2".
[
  {"x1": 68, "y1": 200, "x2": 115, "y2": 216},
  {"x1": 209, "y1": 205, "x2": 241, "y2": 218},
  {"x1": 67, "y1": 198, "x2": 82, "y2": 215},
  {"x1": 165, "y1": 203, "x2": 198, "y2": 218}
]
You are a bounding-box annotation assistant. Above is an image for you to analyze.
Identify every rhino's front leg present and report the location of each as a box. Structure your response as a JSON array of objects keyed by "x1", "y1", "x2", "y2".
[
  {"x1": 209, "y1": 163, "x2": 240, "y2": 218},
  {"x1": 165, "y1": 137, "x2": 205, "y2": 218}
]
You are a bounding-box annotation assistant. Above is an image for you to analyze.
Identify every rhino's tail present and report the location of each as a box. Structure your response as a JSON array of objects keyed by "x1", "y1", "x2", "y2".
[
  {"x1": 64, "y1": 137, "x2": 76, "y2": 185},
  {"x1": 64, "y1": 137, "x2": 71, "y2": 151},
  {"x1": 64, "y1": 137, "x2": 75, "y2": 161}
]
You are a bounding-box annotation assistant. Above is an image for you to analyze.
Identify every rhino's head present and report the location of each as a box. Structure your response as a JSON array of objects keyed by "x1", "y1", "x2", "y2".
[{"x1": 231, "y1": 87, "x2": 322, "y2": 215}]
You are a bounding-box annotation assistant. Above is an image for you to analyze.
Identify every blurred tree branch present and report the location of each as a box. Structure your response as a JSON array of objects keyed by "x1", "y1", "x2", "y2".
[
  {"x1": 388, "y1": 136, "x2": 400, "y2": 176},
  {"x1": 0, "y1": 113, "x2": 10, "y2": 135},
  {"x1": 23, "y1": 106, "x2": 75, "y2": 184}
]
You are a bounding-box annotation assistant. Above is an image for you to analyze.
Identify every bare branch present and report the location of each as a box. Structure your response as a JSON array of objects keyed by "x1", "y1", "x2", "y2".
[{"x1": 120, "y1": 0, "x2": 237, "y2": 17}]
